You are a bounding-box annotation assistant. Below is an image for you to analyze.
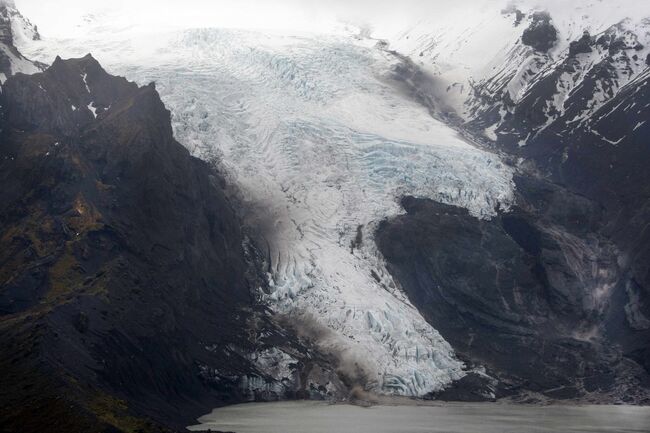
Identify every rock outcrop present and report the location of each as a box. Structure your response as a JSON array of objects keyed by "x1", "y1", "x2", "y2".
[
  {"x1": 521, "y1": 12, "x2": 557, "y2": 52},
  {"x1": 377, "y1": 179, "x2": 650, "y2": 403}
]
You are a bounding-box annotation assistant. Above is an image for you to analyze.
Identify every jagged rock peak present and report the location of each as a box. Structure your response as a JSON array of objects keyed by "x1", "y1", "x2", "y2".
[
  {"x1": 521, "y1": 11, "x2": 558, "y2": 52},
  {"x1": 1, "y1": 55, "x2": 144, "y2": 135}
]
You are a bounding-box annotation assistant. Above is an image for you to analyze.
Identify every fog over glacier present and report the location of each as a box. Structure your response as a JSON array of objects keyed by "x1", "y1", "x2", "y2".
[{"x1": 16, "y1": 0, "x2": 650, "y2": 38}]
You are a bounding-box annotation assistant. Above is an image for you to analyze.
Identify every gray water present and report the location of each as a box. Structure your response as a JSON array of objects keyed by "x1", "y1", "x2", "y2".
[{"x1": 188, "y1": 401, "x2": 650, "y2": 433}]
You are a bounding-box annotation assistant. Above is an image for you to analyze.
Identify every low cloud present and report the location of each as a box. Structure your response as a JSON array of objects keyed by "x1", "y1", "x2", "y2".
[{"x1": 15, "y1": 0, "x2": 650, "y2": 39}]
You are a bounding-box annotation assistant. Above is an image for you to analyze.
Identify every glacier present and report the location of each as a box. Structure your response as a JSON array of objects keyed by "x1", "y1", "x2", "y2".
[{"x1": 18, "y1": 18, "x2": 515, "y2": 396}]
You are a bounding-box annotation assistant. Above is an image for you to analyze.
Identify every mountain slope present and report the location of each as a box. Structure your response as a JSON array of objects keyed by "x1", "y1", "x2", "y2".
[
  {"x1": 0, "y1": 54, "x2": 346, "y2": 433},
  {"x1": 382, "y1": 0, "x2": 650, "y2": 130},
  {"x1": 0, "y1": 0, "x2": 42, "y2": 85},
  {"x1": 374, "y1": 1, "x2": 650, "y2": 403},
  {"x1": 465, "y1": 17, "x2": 650, "y2": 147},
  {"x1": 454, "y1": 8, "x2": 650, "y2": 379},
  {"x1": 377, "y1": 184, "x2": 650, "y2": 403}
]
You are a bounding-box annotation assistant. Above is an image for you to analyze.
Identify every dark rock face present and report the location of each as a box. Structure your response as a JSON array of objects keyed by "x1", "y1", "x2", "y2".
[
  {"x1": 569, "y1": 31, "x2": 593, "y2": 56},
  {"x1": 500, "y1": 61, "x2": 650, "y2": 353},
  {"x1": 377, "y1": 186, "x2": 650, "y2": 403},
  {"x1": 433, "y1": 372, "x2": 497, "y2": 402},
  {"x1": 0, "y1": 7, "x2": 12, "y2": 45},
  {"x1": 534, "y1": 78, "x2": 650, "y2": 383},
  {"x1": 0, "y1": 56, "x2": 338, "y2": 433},
  {"x1": 521, "y1": 12, "x2": 557, "y2": 52},
  {"x1": 0, "y1": 5, "x2": 17, "y2": 78}
]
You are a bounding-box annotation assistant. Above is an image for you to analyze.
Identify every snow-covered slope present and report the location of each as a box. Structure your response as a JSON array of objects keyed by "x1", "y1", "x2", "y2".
[
  {"x1": 465, "y1": 16, "x2": 650, "y2": 146},
  {"x1": 17, "y1": 13, "x2": 514, "y2": 396},
  {"x1": 0, "y1": 1, "x2": 40, "y2": 84},
  {"x1": 381, "y1": 0, "x2": 650, "y2": 142}
]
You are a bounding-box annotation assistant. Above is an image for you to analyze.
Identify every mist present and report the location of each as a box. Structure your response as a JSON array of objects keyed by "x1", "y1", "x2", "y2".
[{"x1": 15, "y1": 0, "x2": 650, "y2": 40}]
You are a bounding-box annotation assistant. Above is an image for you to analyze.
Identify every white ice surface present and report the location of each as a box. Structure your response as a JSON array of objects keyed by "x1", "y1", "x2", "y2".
[{"x1": 19, "y1": 22, "x2": 515, "y2": 396}]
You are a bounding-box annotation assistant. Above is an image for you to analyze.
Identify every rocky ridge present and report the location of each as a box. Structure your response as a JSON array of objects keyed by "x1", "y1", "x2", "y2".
[
  {"x1": 0, "y1": 0, "x2": 42, "y2": 85},
  {"x1": 0, "y1": 54, "x2": 345, "y2": 433}
]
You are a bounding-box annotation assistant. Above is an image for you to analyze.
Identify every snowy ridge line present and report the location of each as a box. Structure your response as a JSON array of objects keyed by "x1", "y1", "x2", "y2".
[
  {"x1": 378, "y1": 2, "x2": 650, "y2": 146},
  {"x1": 472, "y1": 18, "x2": 650, "y2": 142},
  {"x1": 0, "y1": 2, "x2": 42, "y2": 85},
  {"x1": 18, "y1": 22, "x2": 515, "y2": 396}
]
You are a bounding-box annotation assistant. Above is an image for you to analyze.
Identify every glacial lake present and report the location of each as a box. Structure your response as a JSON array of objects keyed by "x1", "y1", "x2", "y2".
[{"x1": 188, "y1": 401, "x2": 650, "y2": 433}]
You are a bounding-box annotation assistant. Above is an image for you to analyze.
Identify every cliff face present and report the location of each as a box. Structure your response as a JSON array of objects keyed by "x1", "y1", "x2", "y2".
[
  {"x1": 376, "y1": 178, "x2": 650, "y2": 404},
  {"x1": 0, "y1": 55, "x2": 340, "y2": 433}
]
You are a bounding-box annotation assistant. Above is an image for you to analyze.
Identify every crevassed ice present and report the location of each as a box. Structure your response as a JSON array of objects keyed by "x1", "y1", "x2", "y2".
[{"x1": 21, "y1": 26, "x2": 514, "y2": 396}]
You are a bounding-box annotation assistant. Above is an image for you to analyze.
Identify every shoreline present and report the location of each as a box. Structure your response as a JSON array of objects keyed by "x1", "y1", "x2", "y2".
[{"x1": 187, "y1": 400, "x2": 650, "y2": 433}]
